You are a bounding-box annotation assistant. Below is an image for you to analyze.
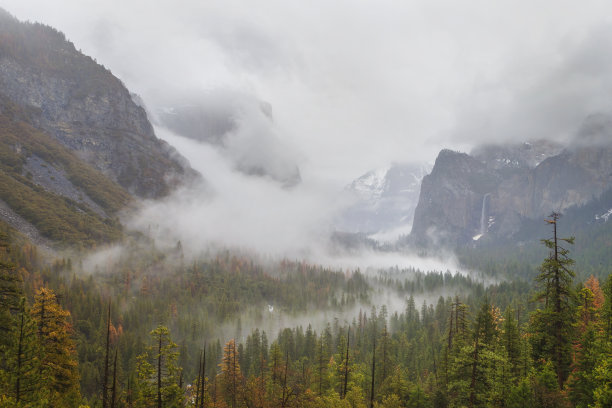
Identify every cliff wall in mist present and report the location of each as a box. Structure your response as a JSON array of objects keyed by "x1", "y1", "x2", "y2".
[
  {"x1": 0, "y1": 9, "x2": 196, "y2": 199},
  {"x1": 411, "y1": 137, "x2": 612, "y2": 246},
  {"x1": 0, "y1": 9, "x2": 198, "y2": 247}
]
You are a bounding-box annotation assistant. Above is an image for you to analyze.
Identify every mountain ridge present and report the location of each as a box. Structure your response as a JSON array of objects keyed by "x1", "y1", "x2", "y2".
[
  {"x1": 0, "y1": 9, "x2": 197, "y2": 247},
  {"x1": 0, "y1": 9, "x2": 197, "y2": 198},
  {"x1": 410, "y1": 136, "x2": 612, "y2": 247}
]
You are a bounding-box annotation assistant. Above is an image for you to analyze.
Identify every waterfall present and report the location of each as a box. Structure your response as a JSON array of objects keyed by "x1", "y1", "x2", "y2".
[{"x1": 480, "y1": 193, "x2": 490, "y2": 235}]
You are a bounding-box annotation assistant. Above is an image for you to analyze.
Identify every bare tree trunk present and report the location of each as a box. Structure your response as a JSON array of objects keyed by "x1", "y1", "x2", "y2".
[
  {"x1": 111, "y1": 349, "x2": 118, "y2": 408},
  {"x1": 103, "y1": 302, "x2": 111, "y2": 408},
  {"x1": 195, "y1": 352, "x2": 202, "y2": 408},
  {"x1": 232, "y1": 341, "x2": 237, "y2": 408},
  {"x1": 342, "y1": 327, "x2": 350, "y2": 399},
  {"x1": 157, "y1": 332, "x2": 162, "y2": 408},
  {"x1": 318, "y1": 335, "x2": 323, "y2": 396},
  {"x1": 281, "y1": 350, "x2": 289, "y2": 408},
  {"x1": 469, "y1": 329, "x2": 480, "y2": 408},
  {"x1": 370, "y1": 322, "x2": 376, "y2": 408},
  {"x1": 200, "y1": 345, "x2": 206, "y2": 408},
  {"x1": 15, "y1": 310, "x2": 24, "y2": 403}
]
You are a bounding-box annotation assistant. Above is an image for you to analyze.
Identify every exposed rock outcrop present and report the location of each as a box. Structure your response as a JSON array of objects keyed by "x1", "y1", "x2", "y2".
[
  {"x1": 0, "y1": 10, "x2": 197, "y2": 198},
  {"x1": 411, "y1": 137, "x2": 612, "y2": 246}
]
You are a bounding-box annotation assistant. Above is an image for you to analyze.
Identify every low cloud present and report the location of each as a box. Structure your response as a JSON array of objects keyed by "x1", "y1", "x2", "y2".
[
  {"x1": 3, "y1": 0, "x2": 612, "y2": 263},
  {"x1": 152, "y1": 89, "x2": 302, "y2": 186},
  {"x1": 124, "y1": 127, "x2": 349, "y2": 258},
  {"x1": 6, "y1": 0, "x2": 612, "y2": 184}
]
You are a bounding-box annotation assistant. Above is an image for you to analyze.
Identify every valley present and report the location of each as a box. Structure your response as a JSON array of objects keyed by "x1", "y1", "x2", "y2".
[{"x1": 0, "y1": 4, "x2": 611, "y2": 408}]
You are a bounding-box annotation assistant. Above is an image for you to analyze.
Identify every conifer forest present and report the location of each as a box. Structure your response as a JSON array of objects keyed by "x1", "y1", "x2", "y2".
[{"x1": 1, "y1": 2, "x2": 612, "y2": 407}]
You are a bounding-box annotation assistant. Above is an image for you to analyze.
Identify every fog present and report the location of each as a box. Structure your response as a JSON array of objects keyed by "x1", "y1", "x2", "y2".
[
  {"x1": 3, "y1": 0, "x2": 612, "y2": 264},
  {"x1": 126, "y1": 126, "x2": 348, "y2": 258},
  {"x1": 126, "y1": 125, "x2": 464, "y2": 270},
  {"x1": 218, "y1": 286, "x2": 461, "y2": 345},
  {"x1": 4, "y1": 0, "x2": 612, "y2": 181}
]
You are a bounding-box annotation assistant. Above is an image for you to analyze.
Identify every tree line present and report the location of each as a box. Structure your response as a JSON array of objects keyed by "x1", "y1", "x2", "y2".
[{"x1": 0, "y1": 215, "x2": 611, "y2": 406}]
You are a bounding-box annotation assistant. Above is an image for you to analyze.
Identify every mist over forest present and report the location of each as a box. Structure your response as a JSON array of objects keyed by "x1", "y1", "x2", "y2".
[{"x1": 0, "y1": 1, "x2": 611, "y2": 407}]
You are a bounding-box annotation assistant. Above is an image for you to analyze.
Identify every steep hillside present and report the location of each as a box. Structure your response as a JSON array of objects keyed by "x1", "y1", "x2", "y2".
[
  {"x1": 0, "y1": 9, "x2": 196, "y2": 198},
  {"x1": 0, "y1": 96, "x2": 129, "y2": 247}
]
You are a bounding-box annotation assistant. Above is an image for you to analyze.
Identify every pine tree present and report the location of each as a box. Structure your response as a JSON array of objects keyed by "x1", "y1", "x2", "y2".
[
  {"x1": 2, "y1": 297, "x2": 41, "y2": 405},
  {"x1": 531, "y1": 212, "x2": 576, "y2": 389},
  {"x1": 219, "y1": 338, "x2": 243, "y2": 408},
  {"x1": 0, "y1": 231, "x2": 22, "y2": 349},
  {"x1": 103, "y1": 301, "x2": 112, "y2": 408},
  {"x1": 31, "y1": 287, "x2": 81, "y2": 406},
  {"x1": 314, "y1": 333, "x2": 328, "y2": 396},
  {"x1": 568, "y1": 283, "x2": 609, "y2": 408},
  {"x1": 502, "y1": 306, "x2": 523, "y2": 383},
  {"x1": 602, "y1": 274, "x2": 612, "y2": 340},
  {"x1": 342, "y1": 327, "x2": 350, "y2": 399},
  {"x1": 134, "y1": 325, "x2": 183, "y2": 407}
]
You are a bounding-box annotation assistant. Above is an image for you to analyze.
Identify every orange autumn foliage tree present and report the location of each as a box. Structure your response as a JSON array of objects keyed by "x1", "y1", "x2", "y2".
[
  {"x1": 31, "y1": 287, "x2": 81, "y2": 407},
  {"x1": 585, "y1": 275, "x2": 605, "y2": 310}
]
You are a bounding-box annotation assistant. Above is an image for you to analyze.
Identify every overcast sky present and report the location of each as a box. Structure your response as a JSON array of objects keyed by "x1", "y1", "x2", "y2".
[{"x1": 3, "y1": 0, "x2": 612, "y2": 184}]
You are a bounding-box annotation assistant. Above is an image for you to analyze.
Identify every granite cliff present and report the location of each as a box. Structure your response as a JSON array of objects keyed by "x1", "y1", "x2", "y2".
[
  {"x1": 0, "y1": 9, "x2": 196, "y2": 199},
  {"x1": 0, "y1": 9, "x2": 197, "y2": 246},
  {"x1": 411, "y1": 135, "x2": 612, "y2": 246}
]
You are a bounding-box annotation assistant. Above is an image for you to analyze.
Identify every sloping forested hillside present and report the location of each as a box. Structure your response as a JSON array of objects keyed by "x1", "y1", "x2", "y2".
[{"x1": 0, "y1": 218, "x2": 610, "y2": 407}]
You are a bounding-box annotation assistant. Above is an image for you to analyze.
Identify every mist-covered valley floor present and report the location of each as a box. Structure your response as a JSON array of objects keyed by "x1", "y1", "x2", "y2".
[{"x1": 1, "y1": 1, "x2": 612, "y2": 407}]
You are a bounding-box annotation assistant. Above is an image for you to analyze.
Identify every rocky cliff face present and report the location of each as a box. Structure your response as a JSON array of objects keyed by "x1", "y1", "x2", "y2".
[
  {"x1": 411, "y1": 150, "x2": 501, "y2": 244},
  {"x1": 411, "y1": 137, "x2": 612, "y2": 246},
  {"x1": 0, "y1": 10, "x2": 196, "y2": 198}
]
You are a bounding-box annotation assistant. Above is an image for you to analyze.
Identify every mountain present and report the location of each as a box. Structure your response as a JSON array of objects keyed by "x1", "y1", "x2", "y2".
[
  {"x1": 471, "y1": 139, "x2": 563, "y2": 172},
  {"x1": 155, "y1": 91, "x2": 301, "y2": 187},
  {"x1": 0, "y1": 95, "x2": 128, "y2": 247},
  {"x1": 338, "y1": 163, "x2": 430, "y2": 237},
  {"x1": 0, "y1": 9, "x2": 196, "y2": 199},
  {"x1": 410, "y1": 136, "x2": 612, "y2": 246},
  {"x1": 0, "y1": 9, "x2": 196, "y2": 247}
]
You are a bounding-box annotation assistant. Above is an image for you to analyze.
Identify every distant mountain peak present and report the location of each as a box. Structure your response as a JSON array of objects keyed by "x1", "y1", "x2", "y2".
[
  {"x1": 411, "y1": 136, "x2": 612, "y2": 247},
  {"x1": 338, "y1": 162, "x2": 430, "y2": 236},
  {"x1": 348, "y1": 166, "x2": 391, "y2": 200}
]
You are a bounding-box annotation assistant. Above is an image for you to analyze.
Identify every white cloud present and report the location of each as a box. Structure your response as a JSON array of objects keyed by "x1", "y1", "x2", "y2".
[
  {"x1": 4, "y1": 0, "x2": 612, "y2": 183},
  {"x1": 3, "y1": 0, "x2": 612, "y2": 255}
]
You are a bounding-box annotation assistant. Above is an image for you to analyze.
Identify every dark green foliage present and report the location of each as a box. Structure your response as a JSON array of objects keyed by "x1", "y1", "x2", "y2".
[
  {"x1": 531, "y1": 213, "x2": 577, "y2": 389},
  {"x1": 134, "y1": 325, "x2": 183, "y2": 407},
  {"x1": 2, "y1": 298, "x2": 41, "y2": 405},
  {"x1": 0, "y1": 217, "x2": 609, "y2": 407},
  {"x1": 0, "y1": 229, "x2": 22, "y2": 346}
]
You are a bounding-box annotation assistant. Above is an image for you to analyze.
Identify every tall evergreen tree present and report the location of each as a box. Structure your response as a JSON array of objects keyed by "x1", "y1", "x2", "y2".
[
  {"x1": 220, "y1": 338, "x2": 243, "y2": 408},
  {"x1": 2, "y1": 297, "x2": 41, "y2": 405},
  {"x1": 502, "y1": 307, "x2": 522, "y2": 382},
  {"x1": 31, "y1": 287, "x2": 81, "y2": 407},
  {"x1": 531, "y1": 212, "x2": 576, "y2": 389},
  {"x1": 134, "y1": 325, "x2": 183, "y2": 408},
  {"x1": 103, "y1": 301, "x2": 112, "y2": 408},
  {"x1": 0, "y1": 232, "x2": 22, "y2": 349}
]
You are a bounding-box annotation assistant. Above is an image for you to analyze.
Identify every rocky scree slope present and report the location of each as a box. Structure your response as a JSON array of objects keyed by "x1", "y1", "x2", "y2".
[{"x1": 0, "y1": 9, "x2": 197, "y2": 199}]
